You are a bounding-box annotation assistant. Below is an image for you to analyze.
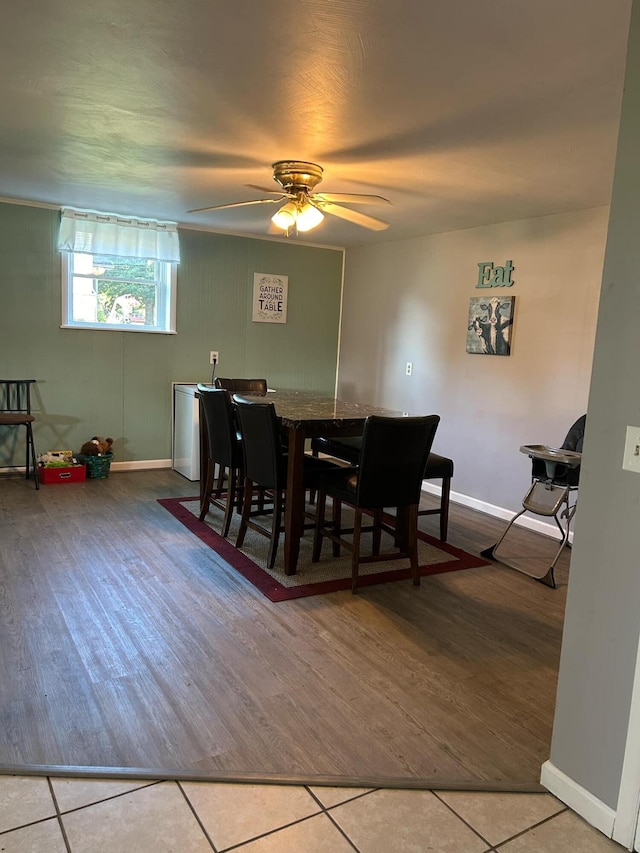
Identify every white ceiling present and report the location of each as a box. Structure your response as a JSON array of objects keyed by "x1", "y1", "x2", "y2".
[{"x1": 0, "y1": 0, "x2": 632, "y2": 248}]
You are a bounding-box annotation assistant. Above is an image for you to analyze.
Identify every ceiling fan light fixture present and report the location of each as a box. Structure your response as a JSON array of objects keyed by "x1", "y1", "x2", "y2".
[
  {"x1": 295, "y1": 202, "x2": 324, "y2": 232},
  {"x1": 190, "y1": 159, "x2": 389, "y2": 233},
  {"x1": 271, "y1": 201, "x2": 298, "y2": 230}
]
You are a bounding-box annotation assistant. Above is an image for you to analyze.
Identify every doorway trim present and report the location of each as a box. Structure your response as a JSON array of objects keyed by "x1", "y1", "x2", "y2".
[{"x1": 613, "y1": 632, "x2": 640, "y2": 849}]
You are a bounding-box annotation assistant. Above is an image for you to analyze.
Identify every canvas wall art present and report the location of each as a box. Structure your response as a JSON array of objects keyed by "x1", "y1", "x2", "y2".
[{"x1": 467, "y1": 295, "x2": 515, "y2": 356}]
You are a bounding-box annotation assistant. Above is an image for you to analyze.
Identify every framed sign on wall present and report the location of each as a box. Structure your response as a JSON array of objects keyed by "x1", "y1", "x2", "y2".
[{"x1": 252, "y1": 272, "x2": 288, "y2": 323}]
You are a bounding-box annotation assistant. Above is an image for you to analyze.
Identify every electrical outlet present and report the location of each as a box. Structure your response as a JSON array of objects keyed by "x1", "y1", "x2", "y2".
[
  {"x1": 622, "y1": 425, "x2": 640, "y2": 473},
  {"x1": 209, "y1": 351, "x2": 219, "y2": 365},
  {"x1": 405, "y1": 361, "x2": 413, "y2": 376}
]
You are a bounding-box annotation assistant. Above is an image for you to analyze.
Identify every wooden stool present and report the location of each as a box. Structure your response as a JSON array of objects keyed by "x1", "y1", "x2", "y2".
[{"x1": 0, "y1": 379, "x2": 39, "y2": 489}]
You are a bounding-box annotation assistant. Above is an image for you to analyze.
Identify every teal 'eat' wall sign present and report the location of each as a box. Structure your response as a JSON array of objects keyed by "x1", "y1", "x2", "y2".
[{"x1": 477, "y1": 260, "x2": 515, "y2": 287}]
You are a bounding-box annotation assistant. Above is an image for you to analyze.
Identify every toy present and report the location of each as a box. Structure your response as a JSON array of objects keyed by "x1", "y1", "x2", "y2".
[
  {"x1": 79, "y1": 436, "x2": 114, "y2": 456},
  {"x1": 38, "y1": 450, "x2": 77, "y2": 468}
]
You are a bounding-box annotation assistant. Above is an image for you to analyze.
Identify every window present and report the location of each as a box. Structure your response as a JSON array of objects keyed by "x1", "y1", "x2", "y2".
[
  {"x1": 61, "y1": 252, "x2": 176, "y2": 332},
  {"x1": 58, "y1": 208, "x2": 180, "y2": 333}
]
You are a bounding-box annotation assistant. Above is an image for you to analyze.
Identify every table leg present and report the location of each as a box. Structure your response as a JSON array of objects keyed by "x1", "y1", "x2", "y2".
[{"x1": 284, "y1": 426, "x2": 306, "y2": 575}]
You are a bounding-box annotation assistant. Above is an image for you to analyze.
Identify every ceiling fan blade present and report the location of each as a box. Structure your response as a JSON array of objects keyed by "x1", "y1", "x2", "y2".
[
  {"x1": 246, "y1": 184, "x2": 294, "y2": 196},
  {"x1": 313, "y1": 192, "x2": 390, "y2": 205},
  {"x1": 319, "y1": 202, "x2": 389, "y2": 231},
  {"x1": 188, "y1": 197, "x2": 286, "y2": 213}
]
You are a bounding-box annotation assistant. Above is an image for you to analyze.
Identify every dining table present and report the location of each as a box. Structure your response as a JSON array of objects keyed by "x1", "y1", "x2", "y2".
[{"x1": 230, "y1": 389, "x2": 405, "y2": 575}]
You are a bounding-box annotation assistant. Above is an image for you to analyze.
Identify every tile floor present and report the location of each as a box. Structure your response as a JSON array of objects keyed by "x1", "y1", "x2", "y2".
[{"x1": 0, "y1": 774, "x2": 627, "y2": 852}]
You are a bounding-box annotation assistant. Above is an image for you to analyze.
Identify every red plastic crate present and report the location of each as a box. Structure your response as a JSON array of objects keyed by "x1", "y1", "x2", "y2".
[{"x1": 38, "y1": 465, "x2": 86, "y2": 485}]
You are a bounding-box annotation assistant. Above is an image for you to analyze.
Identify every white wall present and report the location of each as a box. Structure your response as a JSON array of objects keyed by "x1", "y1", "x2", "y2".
[
  {"x1": 339, "y1": 206, "x2": 608, "y2": 513},
  {"x1": 546, "y1": 0, "x2": 640, "y2": 823}
]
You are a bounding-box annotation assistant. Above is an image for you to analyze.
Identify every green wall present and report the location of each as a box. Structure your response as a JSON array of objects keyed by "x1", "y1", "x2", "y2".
[{"x1": 0, "y1": 203, "x2": 343, "y2": 464}]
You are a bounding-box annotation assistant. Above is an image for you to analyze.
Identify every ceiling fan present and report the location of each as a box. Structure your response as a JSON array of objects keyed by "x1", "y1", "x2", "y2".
[{"x1": 188, "y1": 160, "x2": 390, "y2": 234}]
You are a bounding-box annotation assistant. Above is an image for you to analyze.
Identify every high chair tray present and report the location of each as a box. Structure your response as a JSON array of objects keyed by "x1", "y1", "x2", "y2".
[{"x1": 519, "y1": 444, "x2": 582, "y2": 467}]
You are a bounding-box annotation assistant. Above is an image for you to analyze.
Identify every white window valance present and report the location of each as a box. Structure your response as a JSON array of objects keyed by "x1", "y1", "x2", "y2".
[{"x1": 57, "y1": 207, "x2": 180, "y2": 263}]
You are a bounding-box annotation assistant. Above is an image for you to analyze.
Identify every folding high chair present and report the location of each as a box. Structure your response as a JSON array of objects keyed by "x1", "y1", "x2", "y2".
[{"x1": 481, "y1": 415, "x2": 586, "y2": 588}]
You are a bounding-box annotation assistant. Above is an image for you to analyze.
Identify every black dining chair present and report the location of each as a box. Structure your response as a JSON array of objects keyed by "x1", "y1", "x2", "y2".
[
  {"x1": 233, "y1": 397, "x2": 340, "y2": 569},
  {"x1": 312, "y1": 414, "x2": 440, "y2": 592},
  {"x1": 310, "y1": 434, "x2": 454, "y2": 541},
  {"x1": 196, "y1": 385, "x2": 245, "y2": 536},
  {"x1": 0, "y1": 379, "x2": 39, "y2": 489},
  {"x1": 214, "y1": 378, "x2": 268, "y2": 396}
]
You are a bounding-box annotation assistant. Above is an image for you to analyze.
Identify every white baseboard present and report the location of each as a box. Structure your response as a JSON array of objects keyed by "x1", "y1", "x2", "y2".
[
  {"x1": 110, "y1": 459, "x2": 172, "y2": 472},
  {"x1": 421, "y1": 481, "x2": 573, "y2": 543},
  {"x1": 540, "y1": 761, "x2": 616, "y2": 839}
]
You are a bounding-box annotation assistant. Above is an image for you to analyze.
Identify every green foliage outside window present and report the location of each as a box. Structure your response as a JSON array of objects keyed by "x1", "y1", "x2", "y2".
[
  {"x1": 91, "y1": 256, "x2": 158, "y2": 324},
  {"x1": 64, "y1": 250, "x2": 176, "y2": 333}
]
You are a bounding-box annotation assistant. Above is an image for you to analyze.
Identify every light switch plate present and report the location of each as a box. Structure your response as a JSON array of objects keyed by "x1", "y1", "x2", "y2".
[{"x1": 622, "y1": 425, "x2": 640, "y2": 473}]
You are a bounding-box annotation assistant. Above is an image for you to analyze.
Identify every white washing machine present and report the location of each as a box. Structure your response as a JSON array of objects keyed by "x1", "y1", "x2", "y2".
[{"x1": 172, "y1": 383, "x2": 200, "y2": 480}]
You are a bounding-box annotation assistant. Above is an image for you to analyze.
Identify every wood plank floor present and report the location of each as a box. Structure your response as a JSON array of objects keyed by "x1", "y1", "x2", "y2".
[{"x1": 0, "y1": 469, "x2": 569, "y2": 789}]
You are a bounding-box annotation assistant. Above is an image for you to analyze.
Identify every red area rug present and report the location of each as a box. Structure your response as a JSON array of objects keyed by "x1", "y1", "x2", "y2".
[{"x1": 158, "y1": 496, "x2": 488, "y2": 602}]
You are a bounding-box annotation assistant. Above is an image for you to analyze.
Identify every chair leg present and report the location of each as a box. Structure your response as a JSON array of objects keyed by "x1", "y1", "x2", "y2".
[
  {"x1": 24, "y1": 424, "x2": 30, "y2": 479},
  {"x1": 199, "y1": 459, "x2": 215, "y2": 520},
  {"x1": 332, "y1": 498, "x2": 342, "y2": 557},
  {"x1": 312, "y1": 490, "x2": 327, "y2": 562},
  {"x1": 439, "y1": 476, "x2": 451, "y2": 541},
  {"x1": 235, "y1": 477, "x2": 253, "y2": 548},
  {"x1": 267, "y1": 491, "x2": 283, "y2": 569},
  {"x1": 372, "y1": 508, "x2": 382, "y2": 555},
  {"x1": 215, "y1": 464, "x2": 225, "y2": 492},
  {"x1": 351, "y1": 509, "x2": 363, "y2": 593},
  {"x1": 26, "y1": 423, "x2": 39, "y2": 490},
  {"x1": 309, "y1": 448, "x2": 319, "y2": 504},
  {"x1": 235, "y1": 476, "x2": 245, "y2": 512},
  {"x1": 395, "y1": 506, "x2": 410, "y2": 551},
  {"x1": 221, "y1": 466, "x2": 237, "y2": 538},
  {"x1": 407, "y1": 504, "x2": 420, "y2": 586}
]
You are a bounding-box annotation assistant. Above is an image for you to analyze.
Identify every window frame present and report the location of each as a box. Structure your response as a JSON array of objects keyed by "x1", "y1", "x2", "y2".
[{"x1": 61, "y1": 251, "x2": 177, "y2": 334}]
